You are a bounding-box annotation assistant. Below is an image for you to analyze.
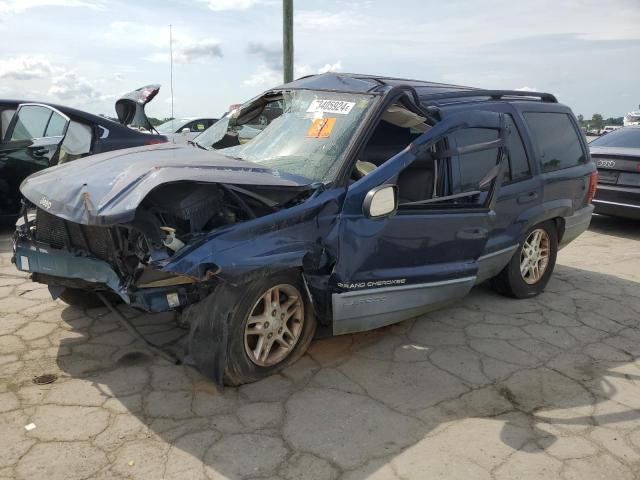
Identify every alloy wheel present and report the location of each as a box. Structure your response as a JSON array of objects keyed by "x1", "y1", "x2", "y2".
[
  {"x1": 243, "y1": 284, "x2": 304, "y2": 367},
  {"x1": 520, "y1": 228, "x2": 550, "y2": 285}
]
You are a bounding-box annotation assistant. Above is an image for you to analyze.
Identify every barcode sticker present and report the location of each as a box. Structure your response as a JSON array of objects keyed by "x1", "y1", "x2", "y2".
[{"x1": 307, "y1": 99, "x2": 355, "y2": 115}]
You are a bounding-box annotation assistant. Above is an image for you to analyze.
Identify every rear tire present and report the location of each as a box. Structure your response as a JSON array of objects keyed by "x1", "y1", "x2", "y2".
[
  {"x1": 58, "y1": 288, "x2": 121, "y2": 309},
  {"x1": 491, "y1": 221, "x2": 558, "y2": 299},
  {"x1": 189, "y1": 271, "x2": 316, "y2": 386}
]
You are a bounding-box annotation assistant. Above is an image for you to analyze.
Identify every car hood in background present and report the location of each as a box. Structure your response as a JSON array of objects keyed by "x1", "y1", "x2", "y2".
[
  {"x1": 20, "y1": 143, "x2": 312, "y2": 225},
  {"x1": 115, "y1": 84, "x2": 160, "y2": 131}
]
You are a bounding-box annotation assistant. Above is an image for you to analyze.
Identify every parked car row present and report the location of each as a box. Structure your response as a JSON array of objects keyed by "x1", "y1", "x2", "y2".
[
  {"x1": 0, "y1": 90, "x2": 167, "y2": 221},
  {"x1": 585, "y1": 125, "x2": 622, "y2": 136},
  {"x1": 590, "y1": 125, "x2": 640, "y2": 219},
  {"x1": 12, "y1": 72, "x2": 599, "y2": 385},
  {"x1": 0, "y1": 84, "x2": 219, "y2": 221}
]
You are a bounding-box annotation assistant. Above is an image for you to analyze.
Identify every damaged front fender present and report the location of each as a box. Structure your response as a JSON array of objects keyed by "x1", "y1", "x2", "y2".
[{"x1": 161, "y1": 186, "x2": 345, "y2": 302}]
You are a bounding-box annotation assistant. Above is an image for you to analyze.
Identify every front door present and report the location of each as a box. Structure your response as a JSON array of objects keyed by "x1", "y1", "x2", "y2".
[
  {"x1": 332, "y1": 110, "x2": 508, "y2": 334},
  {"x1": 0, "y1": 104, "x2": 69, "y2": 216}
]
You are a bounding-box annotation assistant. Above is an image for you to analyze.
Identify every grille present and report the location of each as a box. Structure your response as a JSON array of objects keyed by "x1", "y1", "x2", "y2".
[{"x1": 35, "y1": 209, "x2": 115, "y2": 262}]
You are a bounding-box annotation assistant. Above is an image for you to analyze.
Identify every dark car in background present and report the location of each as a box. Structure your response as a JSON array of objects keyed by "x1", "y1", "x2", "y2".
[
  {"x1": 13, "y1": 73, "x2": 595, "y2": 385},
  {"x1": 0, "y1": 86, "x2": 167, "y2": 221},
  {"x1": 590, "y1": 126, "x2": 640, "y2": 219}
]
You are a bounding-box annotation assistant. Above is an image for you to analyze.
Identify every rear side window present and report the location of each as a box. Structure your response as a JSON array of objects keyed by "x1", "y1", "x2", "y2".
[
  {"x1": 523, "y1": 112, "x2": 586, "y2": 172},
  {"x1": 44, "y1": 111, "x2": 67, "y2": 137}
]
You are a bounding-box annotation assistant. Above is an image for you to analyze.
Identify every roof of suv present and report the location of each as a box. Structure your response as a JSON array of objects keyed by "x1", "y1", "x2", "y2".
[{"x1": 279, "y1": 72, "x2": 558, "y2": 105}]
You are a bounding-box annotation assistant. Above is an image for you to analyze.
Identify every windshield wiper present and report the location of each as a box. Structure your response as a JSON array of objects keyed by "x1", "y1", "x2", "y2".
[{"x1": 188, "y1": 140, "x2": 207, "y2": 150}]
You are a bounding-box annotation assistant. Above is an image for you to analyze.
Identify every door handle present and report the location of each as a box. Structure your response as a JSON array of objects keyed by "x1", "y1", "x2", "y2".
[
  {"x1": 29, "y1": 147, "x2": 48, "y2": 157},
  {"x1": 517, "y1": 191, "x2": 538, "y2": 204},
  {"x1": 458, "y1": 227, "x2": 488, "y2": 239}
]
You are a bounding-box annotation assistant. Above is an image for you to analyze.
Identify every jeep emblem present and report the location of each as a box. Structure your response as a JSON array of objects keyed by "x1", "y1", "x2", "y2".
[{"x1": 39, "y1": 196, "x2": 52, "y2": 209}]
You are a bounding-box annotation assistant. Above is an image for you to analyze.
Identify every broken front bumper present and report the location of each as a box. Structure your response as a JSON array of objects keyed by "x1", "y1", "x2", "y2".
[{"x1": 13, "y1": 238, "x2": 201, "y2": 312}]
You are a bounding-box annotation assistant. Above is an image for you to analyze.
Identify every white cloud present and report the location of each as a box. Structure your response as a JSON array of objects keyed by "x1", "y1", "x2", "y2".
[
  {"x1": 105, "y1": 22, "x2": 223, "y2": 64},
  {"x1": 48, "y1": 71, "x2": 103, "y2": 100},
  {"x1": 0, "y1": 0, "x2": 102, "y2": 14},
  {"x1": 318, "y1": 61, "x2": 343, "y2": 74},
  {"x1": 175, "y1": 39, "x2": 223, "y2": 63},
  {"x1": 246, "y1": 42, "x2": 282, "y2": 71},
  {"x1": 197, "y1": 0, "x2": 269, "y2": 12},
  {"x1": 244, "y1": 61, "x2": 343, "y2": 87},
  {"x1": 243, "y1": 68, "x2": 281, "y2": 87},
  {"x1": 0, "y1": 55, "x2": 53, "y2": 80},
  {"x1": 515, "y1": 86, "x2": 538, "y2": 92},
  {"x1": 146, "y1": 39, "x2": 223, "y2": 64}
]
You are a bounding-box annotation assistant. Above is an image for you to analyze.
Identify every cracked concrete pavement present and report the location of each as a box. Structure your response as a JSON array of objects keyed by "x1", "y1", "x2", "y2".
[{"x1": 0, "y1": 215, "x2": 639, "y2": 479}]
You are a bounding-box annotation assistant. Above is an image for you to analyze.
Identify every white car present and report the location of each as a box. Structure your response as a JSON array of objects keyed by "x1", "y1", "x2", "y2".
[
  {"x1": 601, "y1": 125, "x2": 622, "y2": 134},
  {"x1": 624, "y1": 110, "x2": 640, "y2": 126},
  {"x1": 155, "y1": 118, "x2": 218, "y2": 143}
]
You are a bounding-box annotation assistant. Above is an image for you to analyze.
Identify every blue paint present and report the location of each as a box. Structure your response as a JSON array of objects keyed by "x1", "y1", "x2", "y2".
[{"x1": 12, "y1": 74, "x2": 596, "y2": 333}]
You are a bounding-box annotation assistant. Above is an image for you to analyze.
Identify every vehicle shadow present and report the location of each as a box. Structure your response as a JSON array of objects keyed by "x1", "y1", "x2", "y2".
[
  {"x1": 589, "y1": 214, "x2": 640, "y2": 241},
  {"x1": 0, "y1": 224, "x2": 13, "y2": 253},
  {"x1": 51, "y1": 261, "x2": 640, "y2": 478}
]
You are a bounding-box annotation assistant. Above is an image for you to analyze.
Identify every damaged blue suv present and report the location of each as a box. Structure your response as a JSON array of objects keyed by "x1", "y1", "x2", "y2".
[{"x1": 13, "y1": 73, "x2": 596, "y2": 385}]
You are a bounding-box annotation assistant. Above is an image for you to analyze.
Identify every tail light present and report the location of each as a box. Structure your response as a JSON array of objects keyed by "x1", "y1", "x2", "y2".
[
  {"x1": 146, "y1": 137, "x2": 168, "y2": 145},
  {"x1": 587, "y1": 171, "x2": 598, "y2": 204}
]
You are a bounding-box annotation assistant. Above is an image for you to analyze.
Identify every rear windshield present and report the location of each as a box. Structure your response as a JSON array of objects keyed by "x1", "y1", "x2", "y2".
[{"x1": 590, "y1": 127, "x2": 640, "y2": 148}]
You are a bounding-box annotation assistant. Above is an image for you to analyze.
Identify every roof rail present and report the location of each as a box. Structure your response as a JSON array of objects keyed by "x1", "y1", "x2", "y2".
[{"x1": 418, "y1": 89, "x2": 558, "y2": 103}]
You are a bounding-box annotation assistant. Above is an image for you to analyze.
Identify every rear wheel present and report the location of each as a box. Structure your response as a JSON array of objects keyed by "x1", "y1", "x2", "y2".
[
  {"x1": 491, "y1": 221, "x2": 558, "y2": 298},
  {"x1": 189, "y1": 272, "x2": 316, "y2": 386}
]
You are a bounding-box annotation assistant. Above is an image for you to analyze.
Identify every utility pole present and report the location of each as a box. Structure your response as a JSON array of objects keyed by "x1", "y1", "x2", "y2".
[
  {"x1": 169, "y1": 24, "x2": 174, "y2": 121},
  {"x1": 283, "y1": 0, "x2": 293, "y2": 83}
]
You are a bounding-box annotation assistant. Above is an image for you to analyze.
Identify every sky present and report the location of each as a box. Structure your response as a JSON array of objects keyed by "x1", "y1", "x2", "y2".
[{"x1": 0, "y1": 0, "x2": 639, "y2": 120}]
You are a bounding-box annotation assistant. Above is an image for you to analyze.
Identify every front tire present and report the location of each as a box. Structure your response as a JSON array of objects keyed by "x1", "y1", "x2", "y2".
[
  {"x1": 491, "y1": 221, "x2": 558, "y2": 298},
  {"x1": 189, "y1": 271, "x2": 316, "y2": 386}
]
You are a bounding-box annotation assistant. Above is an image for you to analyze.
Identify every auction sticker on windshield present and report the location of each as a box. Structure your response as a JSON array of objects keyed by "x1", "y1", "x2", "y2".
[
  {"x1": 307, "y1": 99, "x2": 355, "y2": 115},
  {"x1": 307, "y1": 118, "x2": 336, "y2": 138}
]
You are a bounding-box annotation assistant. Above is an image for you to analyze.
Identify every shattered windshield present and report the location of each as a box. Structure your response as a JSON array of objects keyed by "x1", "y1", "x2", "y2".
[{"x1": 195, "y1": 90, "x2": 376, "y2": 182}]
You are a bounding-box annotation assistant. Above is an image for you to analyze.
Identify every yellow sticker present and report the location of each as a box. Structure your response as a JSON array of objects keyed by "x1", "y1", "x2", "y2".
[{"x1": 306, "y1": 118, "x2": 336, "y2": 138}]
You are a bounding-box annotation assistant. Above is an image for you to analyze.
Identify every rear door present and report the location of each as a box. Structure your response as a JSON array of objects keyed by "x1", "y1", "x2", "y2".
[
  {"x1": 0, "y1": 104, "x2": 69, "y2": 216},
  {"x1": 518, "y1": 107, "x2": 592, "y2": 212},
  {"x1": 331, "y1": 110, "x2": 508, "y2": 334}
]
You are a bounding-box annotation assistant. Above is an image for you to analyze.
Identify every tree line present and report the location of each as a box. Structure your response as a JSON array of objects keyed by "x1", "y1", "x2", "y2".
[
  {"x1": 99, "y1": 114, "x2": 174, "y2": 127},
  {"x1": 577, "y1": 114, "x2": 623, "y2": 131}
]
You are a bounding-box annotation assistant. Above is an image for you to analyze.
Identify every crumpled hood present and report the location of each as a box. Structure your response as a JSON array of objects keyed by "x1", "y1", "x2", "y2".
[{"x1": 20, "y1": 143, "x2": 312, "y2": 225}]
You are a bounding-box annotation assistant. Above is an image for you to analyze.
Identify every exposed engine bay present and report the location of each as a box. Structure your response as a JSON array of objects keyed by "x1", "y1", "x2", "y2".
[{"x1": 21, "y1": 181, "x2": 311, "y2": 294}]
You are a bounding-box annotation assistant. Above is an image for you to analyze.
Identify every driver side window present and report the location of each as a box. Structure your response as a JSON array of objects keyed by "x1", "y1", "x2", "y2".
[
  {"x1": 351, "y1": 102, "x2": 430, "y2": 181},
  {"x1": 398, "y1": 127, "x2": 503, "y2": 209}
]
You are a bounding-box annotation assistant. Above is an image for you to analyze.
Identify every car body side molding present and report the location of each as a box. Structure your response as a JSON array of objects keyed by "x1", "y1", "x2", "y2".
[{"x1": 332, "y1": 276, "x2": 476, "y2": 335}]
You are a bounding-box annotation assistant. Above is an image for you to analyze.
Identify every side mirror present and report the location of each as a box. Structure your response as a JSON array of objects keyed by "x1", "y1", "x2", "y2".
[
  {"x1": 181, "y1": 128, "x2": 190, "y2": 134},
  {"x1": 363, "y1": 184, "x2": 398, "y2": 218}
]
